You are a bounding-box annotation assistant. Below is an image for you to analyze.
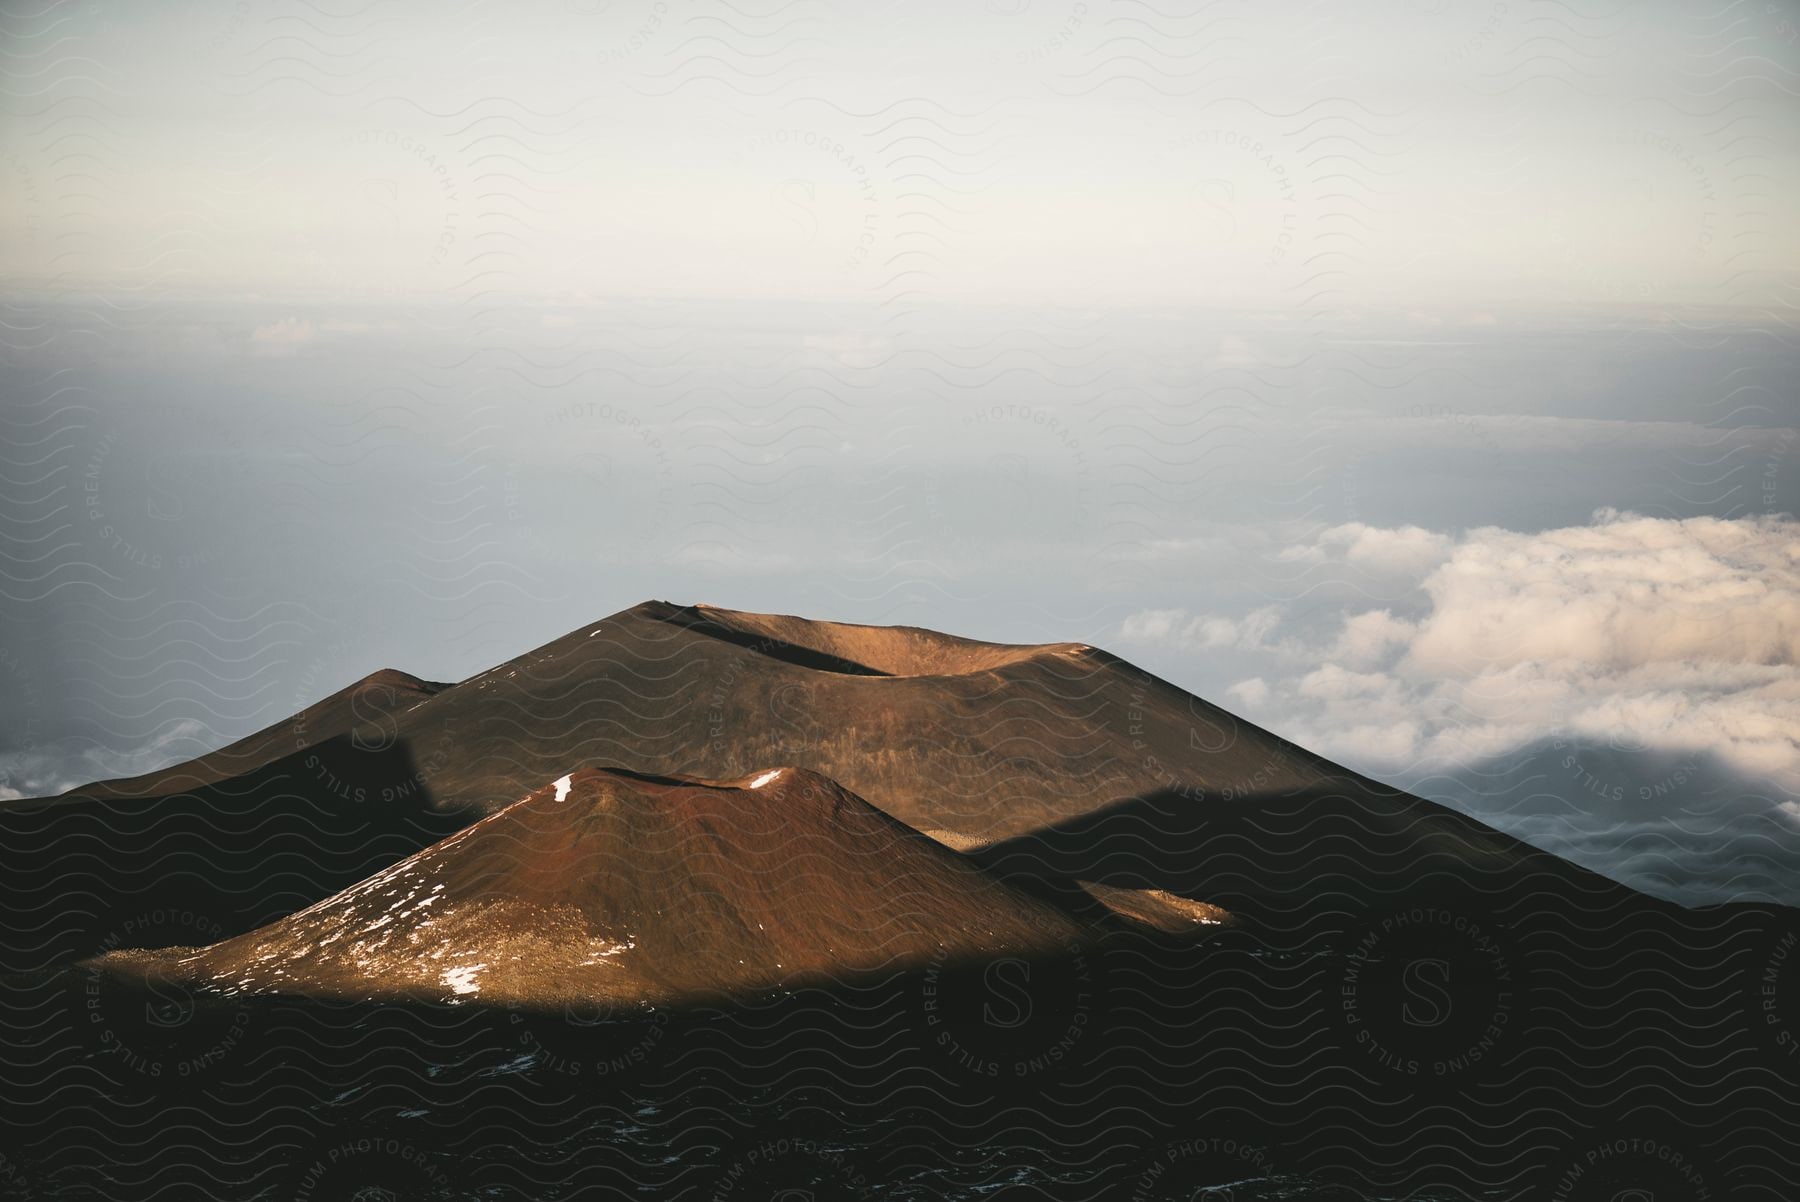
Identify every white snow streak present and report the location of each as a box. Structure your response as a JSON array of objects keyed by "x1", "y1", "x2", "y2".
[{"x1": 443, "y1": 964, "x2": 486, "y2": 996}]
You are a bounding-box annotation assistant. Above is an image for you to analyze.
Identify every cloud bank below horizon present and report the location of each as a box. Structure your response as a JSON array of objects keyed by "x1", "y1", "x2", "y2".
[
  {"x1": 1121, "y1": 510, "x2": 1800, "y2": 904},
  {"x1": 1126, "y1": 510, "x2": 1799, "y2": 789}
]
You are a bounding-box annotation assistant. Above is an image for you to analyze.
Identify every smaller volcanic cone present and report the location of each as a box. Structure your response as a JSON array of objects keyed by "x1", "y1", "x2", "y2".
[{"x1": 128, "y1": 766, "x2": 1100, "y2": 1010}]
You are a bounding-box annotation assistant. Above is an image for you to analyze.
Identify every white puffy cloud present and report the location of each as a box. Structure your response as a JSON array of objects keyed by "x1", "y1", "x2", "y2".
[
  {"x1": 1226, "y1": 677, "x2": 1269, "y2": 708},
  {"x1": 1273, "y1": 521, "x2": 1453, "y2": 579},
  {"x1": 1405, "y1": 510, "x2": 1800, "y2": 676},
  {"x1": 1120, "y1": 605, "x2": 1284, "y2": 652},
  {"x1": 1330, "y1": 609, "x2": 1416, "y2": 669},
  {"x1": 1298, "y1": 663, "x2": 1402, "y2": 702},
  {"x1": 1127, "y1": 511, "x2": 1800, "y2": 792},
  {"x1": 1324, "y1": 522, "x2": 1455, "y2": 577}
]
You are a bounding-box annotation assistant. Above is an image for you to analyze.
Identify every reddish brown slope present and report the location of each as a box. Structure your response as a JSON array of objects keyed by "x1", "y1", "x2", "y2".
[
  {"x1": 364, "y1": 603, "x2": 1536, "y2": 897},
  {"x1": 681, "y1": 602, "x2": 1088, "y2": 676},
  {"x1": 119, "y1": 766, "x2": 1098, "y2": 1009},
  {"x1": 18, "y1": 600, "x2": 1641, "y2": 966}
]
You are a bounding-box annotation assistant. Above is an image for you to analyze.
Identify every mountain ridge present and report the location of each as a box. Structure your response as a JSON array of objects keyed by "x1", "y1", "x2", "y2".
[{"x1": 0, "y1": 599, "x2": 1763, "y2": 982}]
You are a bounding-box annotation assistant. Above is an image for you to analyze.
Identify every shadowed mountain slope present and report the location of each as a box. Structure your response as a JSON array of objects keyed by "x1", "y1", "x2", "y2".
[
  {"x1": 42, "y1": 667, "x2": 447, "y2": 805},
  {"x1": 0, "y1": 731, "x2": 472, "y2": 974}
]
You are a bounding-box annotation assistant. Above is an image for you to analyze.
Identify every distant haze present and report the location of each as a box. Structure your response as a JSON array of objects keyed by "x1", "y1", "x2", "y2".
[{"x1": 1, "y1": 0, "x2": 1796, "y2": 904}]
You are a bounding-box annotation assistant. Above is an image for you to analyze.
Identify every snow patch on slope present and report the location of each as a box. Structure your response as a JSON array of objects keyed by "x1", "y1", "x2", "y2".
[{"x1": 443, "y1": 963, "x2": 486, "y2": 997}]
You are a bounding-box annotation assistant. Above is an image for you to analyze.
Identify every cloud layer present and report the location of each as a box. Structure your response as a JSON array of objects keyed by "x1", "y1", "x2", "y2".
[{"x1": 1123, "y1": 510, "x2": 1800, "y2": 792}]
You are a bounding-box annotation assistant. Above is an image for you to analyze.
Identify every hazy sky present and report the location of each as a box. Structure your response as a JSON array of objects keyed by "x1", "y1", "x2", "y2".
[
  {"x1": 5, "y1": 0, "x2": 1797, "y2": 308},
  {"x1": 2, "y1": 0, "x2": 1797, "y2": 904}
]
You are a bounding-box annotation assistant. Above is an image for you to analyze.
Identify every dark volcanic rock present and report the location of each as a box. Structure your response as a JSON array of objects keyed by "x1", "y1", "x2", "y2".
[{"x1": 3, "y1": 603, "x2": 1797, "y2": 1200}]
